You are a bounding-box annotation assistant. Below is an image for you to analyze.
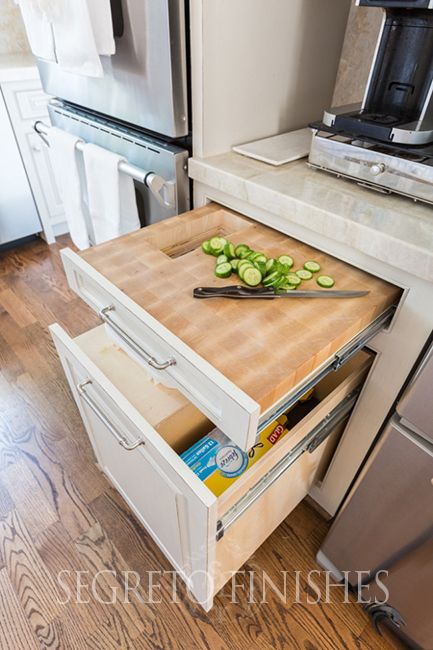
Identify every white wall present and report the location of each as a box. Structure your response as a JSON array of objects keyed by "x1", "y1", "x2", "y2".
[
  {"x1": 0, "y1": 0, "x2": 30, "y2": 54},
  {"x1": 192, "y1": 0, "x2": 351, "y2": 158}
]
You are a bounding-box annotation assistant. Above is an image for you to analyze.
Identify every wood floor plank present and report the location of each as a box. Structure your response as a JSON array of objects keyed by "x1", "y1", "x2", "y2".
[
  {"x1": 35, "y1": 520, "x2": 114, "y2": 640},
  {"x1": 0, "y1": 568, "x2": 39, "y2": 650},
  {"x1": 0, "y1": 287, "x2": 37, "y2": 328},
  {"x1": 1, "y1": 457, "x2": 58, "y2": 538},
  {"x1": 75, "y1": 521, "x2": 147, "y2": 638},
  {"x1": 18, "y1": 427, "x2": 97, "y2": 540},
  {"x1": 0, "y1": 510, "x2": 62, "y2": 645}
]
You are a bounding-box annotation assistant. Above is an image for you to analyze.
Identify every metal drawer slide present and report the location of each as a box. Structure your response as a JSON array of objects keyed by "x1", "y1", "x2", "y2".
[
  {"x1": 216, "y1": 388, "x2": 360, "y2": 541},
  {"x1": 257, "y1": 306, "x2": 394, "y2": 435}
]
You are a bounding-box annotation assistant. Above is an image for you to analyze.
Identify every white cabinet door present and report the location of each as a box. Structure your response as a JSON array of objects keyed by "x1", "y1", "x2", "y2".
[
  {"x1": 1, "y1": 79, "x2": 66, "y2": 244},
  {"x1": 0, "y1": 90, "x2": 41, "y2": 244}
]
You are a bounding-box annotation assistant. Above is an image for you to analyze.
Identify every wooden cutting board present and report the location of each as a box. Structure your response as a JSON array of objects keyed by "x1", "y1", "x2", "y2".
[{"x1": 80, "y1": 203, "x2": 401, "y2": 413}]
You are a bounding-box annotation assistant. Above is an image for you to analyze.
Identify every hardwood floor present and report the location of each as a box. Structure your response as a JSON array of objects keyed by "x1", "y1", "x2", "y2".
[{"x1": 0, "y1": 236, "x2": 406, "y2": 650}]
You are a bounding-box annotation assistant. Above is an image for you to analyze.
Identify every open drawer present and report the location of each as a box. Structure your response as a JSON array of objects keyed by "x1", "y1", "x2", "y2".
[
  {"x1": 61, "y1": 203, "x2": 399, "y2": 451},
  {"x1": 50, "y1": 322, "x2": 373, "y2": 610}
]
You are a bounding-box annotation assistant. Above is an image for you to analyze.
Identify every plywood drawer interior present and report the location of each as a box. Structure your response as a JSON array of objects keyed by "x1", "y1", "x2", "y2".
[
  {"x1": 54, "y1": 325, "x2": 373, "y2": 602},
  {"x1": 63, "y1": 202, "x2": 400, "y2": 452}
]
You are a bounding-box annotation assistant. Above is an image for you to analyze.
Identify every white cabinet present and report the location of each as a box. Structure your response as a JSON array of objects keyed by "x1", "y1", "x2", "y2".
[
  {"x1": 1, "y1": 78, "x2": 66, "y2": 244},
  {"x1": 0, "y1": 90, "x2": 41, "y2": 245}
]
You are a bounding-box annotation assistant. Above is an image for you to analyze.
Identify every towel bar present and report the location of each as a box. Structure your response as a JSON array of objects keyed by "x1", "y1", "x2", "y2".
[{"x1": 33, "y1": 120, "x2": 176, "y2": 209}]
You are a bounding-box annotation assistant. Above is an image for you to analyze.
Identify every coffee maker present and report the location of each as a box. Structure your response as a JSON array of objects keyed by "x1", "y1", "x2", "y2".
[{"x1": 309, "y1": 0, "x2": 433, "y2": 205}]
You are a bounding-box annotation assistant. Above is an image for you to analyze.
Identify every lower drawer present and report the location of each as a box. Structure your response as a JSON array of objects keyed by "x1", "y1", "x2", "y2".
[{"x1": 50, "y1": 322, "x2": 373, "y2": 609}]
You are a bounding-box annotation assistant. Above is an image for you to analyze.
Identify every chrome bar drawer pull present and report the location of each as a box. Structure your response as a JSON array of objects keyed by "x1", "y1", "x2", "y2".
[
  {"x1": 99, "y1": 305, "x2": 176, "y2": 371},
  {"x1": 77, "y1": 380, "x2": 144, "y2": 451}
]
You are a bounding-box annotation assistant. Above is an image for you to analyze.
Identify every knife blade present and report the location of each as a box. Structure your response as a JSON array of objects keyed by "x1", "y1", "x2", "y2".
[{"x1": 193, "y1": 286, "x2": 369, "y2": 299}]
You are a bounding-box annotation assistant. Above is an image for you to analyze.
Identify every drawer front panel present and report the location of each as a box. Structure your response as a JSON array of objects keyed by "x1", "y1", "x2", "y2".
[
  {"x1": 50, "y1": 323, "x2": 217, "y2": 609},
  {"x1": 61, "y1": 249, "x2": 260, "y2": 451}
]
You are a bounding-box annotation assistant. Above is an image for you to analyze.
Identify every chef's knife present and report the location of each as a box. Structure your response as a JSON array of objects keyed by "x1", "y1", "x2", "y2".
[{"x1": 193, "y1": 286, "x2": 369, "y2": 299}]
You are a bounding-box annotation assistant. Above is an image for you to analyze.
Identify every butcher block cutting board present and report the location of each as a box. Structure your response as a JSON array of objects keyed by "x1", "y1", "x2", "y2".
[{"x1": 80, "y1": 204, "x2": 400, "y2": 413}]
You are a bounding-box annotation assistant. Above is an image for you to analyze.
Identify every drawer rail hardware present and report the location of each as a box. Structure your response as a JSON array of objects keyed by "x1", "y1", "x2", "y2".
[
  {"x1": 216, "y1": 388, "x2": 361, "y2": 541},
  {"x1": 99, "y1": 305, "x2": 177, "y2": 371},
  {"x1": 257, "y1": 305, "x2": 395, "y2": 435},
  {"x1": 77, "y1": 379, "x2": 144, "y2": 451}
]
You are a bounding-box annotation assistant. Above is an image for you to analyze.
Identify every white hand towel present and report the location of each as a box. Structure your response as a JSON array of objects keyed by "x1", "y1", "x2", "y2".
[
  {"x1": 87, "y1": 0, "x2": 116, "y2": 56},
  {"x1": 48, "y1": 127, "x2": 90, "y2": 250},
  {"x1": 83, "y1": 144, "x2": 140, "y2": 245},
  {"x1": 48, "y1": 0, "x2": 105, "y2": 78},
  {"x1": 15, "y1": 0, "x2": 55, "y2": 61}
]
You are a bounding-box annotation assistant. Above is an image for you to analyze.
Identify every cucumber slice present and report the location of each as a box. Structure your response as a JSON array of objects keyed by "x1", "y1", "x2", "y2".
[
  {"x1": 254, "y1": 254, "x2": 267, "y2": 264},
  {"x1": 296, "y1": 269, "x2": 313, "y2": 281},
  {"x1": 254, "y1": 261, "x2": 267, "y2": 277},
  {"x1": 317, "y1": 275, "x2": 335, "y2": 288},
  {"x1": 201, "y1": 240, "x2": 212, "y2": 255},
  {"x1": 278, "y1": 255, "x2": 294, "y2": 269},
  {"x1": 238, "y1": 262, "x2": 254, "y2": 281},
  {"x1": 278, "y1": 284, "x2": 297, "y2": 292},
  {"x1": 216, "y1": 254, "x2": 229, "y2": 265},
  {"x1": 304, "y1": 260, "x2": 321, "y2": 273},
  {"x1": 230, "y1": 259, "x2": 240, "y2": 271},
  {"x1": 235, "y1": 244, "x2": 250, "y2": 258},
  {"x1": 286, "y1": 273, "x2": 302, "y2": 287},
  {"x1": 243, "y1": 267, "x2": 262, "y2": 287},
  {"x1": 239, "y1": 248, "x2": 253, "y2": 259},
  {"x1": 265, "y1": 259, "x2": 275, "y2": 273},
  {"x1": 209, "y1": 236, "x2": 228, "y2": 255},
  {"x1": 224, "y1": 242, "x2": 236, "y2": 259},
  {"x1": 263, "y1": 271, "x2": 280, "y2": 285},
  {"x1": 215, "y1": 262, "x2": 232, "y2": 279}
]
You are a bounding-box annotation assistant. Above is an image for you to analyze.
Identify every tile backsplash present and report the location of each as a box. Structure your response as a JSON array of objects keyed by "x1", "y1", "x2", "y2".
[
  {"x1": 332, "y1": 0, "x2": 382, "y2": 107},
  {"x1": 0, "y1": 0, "x2": 30, "y2": 55}
]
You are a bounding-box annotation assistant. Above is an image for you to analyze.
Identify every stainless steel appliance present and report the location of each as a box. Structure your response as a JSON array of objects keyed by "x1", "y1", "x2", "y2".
[
  {"x1": 34, "y1": 101, "x2": 189, "y2": 232},
  {"x1": 317, "y1": 339, "x2": 433, "y2": 648},
  {"x1": 309, "y1": 0, "x2": 433, "y2": 204},
  {"x1": 309, "y1": 130, "x2": 433, "y2": 205},
  {"x1": 0, "y1": 91, "x2": 41, "y2": 245},
  {"x1": 36, "y1": 0, "x2": 189, "y2": 138}
]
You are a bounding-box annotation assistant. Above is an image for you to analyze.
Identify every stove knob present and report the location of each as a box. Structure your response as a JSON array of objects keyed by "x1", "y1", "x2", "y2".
[{"x1": 370, "y1": 163, "x2": 386, "y2": 176}]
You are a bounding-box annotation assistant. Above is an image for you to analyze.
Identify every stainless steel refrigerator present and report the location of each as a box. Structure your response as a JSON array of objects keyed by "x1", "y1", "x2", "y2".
[{"x1": 317, "y1": 340, "x2": 433, "y2": 649}]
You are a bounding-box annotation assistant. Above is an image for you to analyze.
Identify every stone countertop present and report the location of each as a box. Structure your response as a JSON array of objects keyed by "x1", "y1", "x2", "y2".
[
  {"x1": 189, "y1": 152, "x2": 433, "y2": 283},
  {"x1": 0, "y1": 52, "x2": 39, "y2": 82}
]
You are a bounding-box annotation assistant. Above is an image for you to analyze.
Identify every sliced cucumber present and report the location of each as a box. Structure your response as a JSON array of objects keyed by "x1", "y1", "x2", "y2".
[
  {"x1": 286, "y1": 273, "x2": 302, "y2": 287},
  {"x1": 239, "y1": 248, "x2": 253, "y2": 259},
  {"x1": 201, "y1": 240, "x2": 213, "y2": 255},
  {"x1": 254, "y1": 261, "x2": 267, "y2": 277},
  {"x1": 209, "y1": 236, "x2": 228, "y2": 255},
  {"x1": 304, "y1": 260, "x2": 321, "y2": 273},
  {"x1": 263, "y1": 271, "x2": 280, "y2": 285},
  {"x1": 265, "y1": 258, "x2": 275, "y2": 273},
  {"x1": 278, "y1": 284, "x2": 297, "y2": 292},
  {"x1": 243, "y1": 266, "x2": 262, "y2": 287},
  {"x1": 254, "y1": 254, "x2": 267, "y2": 264},
  {"x1": 223, "y1": 242, "x2": 236, "y2": 259},
  {"x1": 278, "y1": 255, "x2": 294, "y2": 269},
  {"x1": 215, "y1": 262, "x2": 232, "y2": 279},
  {"x1": 230, "y1": 258, "x2": 240, "y2": 271},
  {"x1": 235, "y1": 244, "x2": 250, "y2": 258},
  {"x1": 238, "y1": 262, "x2": 254, "y2": 281},
  {"x1": 296, "y1": 269, "x2": 313, "y2": 281},
  {"x1": 317, "y1": 275, "x2": 335, "y2": 288},
  {"x1": 216, "y1": 254, "x2": 229, "y2": 265}
]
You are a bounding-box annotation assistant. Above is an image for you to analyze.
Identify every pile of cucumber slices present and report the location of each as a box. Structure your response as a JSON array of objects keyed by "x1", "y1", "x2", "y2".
[{"x1": 201, "y1": 237, "x2": 335, "y2": 290}]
